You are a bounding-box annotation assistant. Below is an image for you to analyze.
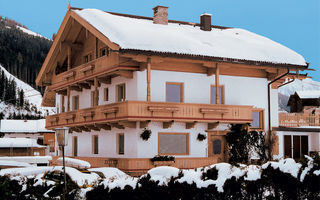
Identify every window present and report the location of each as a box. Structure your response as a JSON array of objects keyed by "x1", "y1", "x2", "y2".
[
  {"x1": 251, "y1": 109, "x2": 264, "y2": 129},
  {"x1": 116, "y1": 84, "x2": 126, "y2": 102},
  {"x1": 73, "y1": 136, "x2": 78, "y2": 157},
  {"x1": 84, "y1": 53, "x2": 93, "y2": 63},
  {"x1": 37, "y1": 137, "x2": 44, "y2": 145},
  {"x1": 91, "y1": 91, "x2": 99, "y2": 107},
  {"x1": 104, "y1": 88, "x2": 109, "y2": 101},
  {"x1": 210, "y1": 85, "x2": 224, "y2": 104},
  {"x1": 166, "y1": 82, "x2": 184, "y2": 103},
  {"x1": 213, "y1": 139, "x2": 222, "y2": 154},
  {"x1": 100, "y1": 47, "x2": 110, "y2": 57},
  {"x1": 158, "y1": 133, "x2": 189, "y2": 155},
  {"x1": 60, "y1": 95, "x2": 65, "y2": 113},
  {"x1": 118, "y1": 133, "x2": 124, "y2": 155},
  {"x1": 92, "y1": 135, "x2": 99, "y2": 154},
  {"x1": 72, "y1": 95, "x2": 79, "y2": 111}
]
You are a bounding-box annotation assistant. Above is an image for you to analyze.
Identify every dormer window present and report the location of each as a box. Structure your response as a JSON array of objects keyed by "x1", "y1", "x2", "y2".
[{"x1": 100, "y1": 47, "x2": 110, "y2": 57}]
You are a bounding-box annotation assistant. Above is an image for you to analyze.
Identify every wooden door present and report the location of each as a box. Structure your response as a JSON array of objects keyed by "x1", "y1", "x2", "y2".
[
  {"x1": 208, "y1": 132, "x2": 227, "y2": 162},
  {"x1": 301, "y1": 136, "x2": 308, "y2": 157},
  {"x1": 284, "y1": 135, "x2": 292, "y2": 158},
  {"x1": 293, "y1": 136, "x2": 301, "y2": 159}
]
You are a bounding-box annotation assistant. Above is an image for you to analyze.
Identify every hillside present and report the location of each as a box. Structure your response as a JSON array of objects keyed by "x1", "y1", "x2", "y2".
[
  {"x1": 0, "y1": 16, "x2": 52, "y2": 91},
  {"x1": 278, "y1": 78, "x2": 320, "y2": 112},
  {"x1": 0, "y1": 64, "x2": 54, "y2": 119}
]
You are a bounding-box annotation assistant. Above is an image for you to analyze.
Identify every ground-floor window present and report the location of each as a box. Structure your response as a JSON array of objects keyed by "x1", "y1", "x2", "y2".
[
  {"x1": 284, "y1": 135, "x2": 308, "y2": 159},
  {"x1": 117, "y1": 133, "x2": 124, "y2": 155},
  {"x1": 73, "y1": 136, "x2": 78, "y2": 157},
  {"x1": 92, "y1": 135, "x2": 99, "y2": 154},
  {"x1": 158, "y1": 133, "x2": 189, "y2": 155}
]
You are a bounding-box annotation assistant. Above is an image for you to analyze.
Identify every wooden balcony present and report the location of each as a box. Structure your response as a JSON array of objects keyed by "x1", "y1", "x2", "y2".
[
  {"x1": 51, "y1": 55, "x2": 139, "y2": 92},
  {"x1": 46, "y1": 101, "x2": 253, "y2": 130},
  {"x1": 279, "y1": 112, "x2": 320, "y2": 127}
]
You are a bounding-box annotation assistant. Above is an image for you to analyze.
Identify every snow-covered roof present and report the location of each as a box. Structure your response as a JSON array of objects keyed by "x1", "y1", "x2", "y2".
[
  {"x1": 74, "y1": 8, "x2": 307, "y2": 66},
  {"x1": 296, "y1": 90, "x2": 320, "y2": 99},
  {"x1": 0, "y1": 119, "x2": 54, "y2": 133},
  {"x1": 0, "y1": 138, "x2": 46, "y2": 148}
]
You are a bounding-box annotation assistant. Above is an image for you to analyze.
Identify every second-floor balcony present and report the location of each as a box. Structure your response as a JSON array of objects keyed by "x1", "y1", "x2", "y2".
[
  {"x1": 279, "y1": 112, "x2": 320, "y2": 127},
  {"x1": 46, "y1": 101, "x2": 253, "y2": 131}
]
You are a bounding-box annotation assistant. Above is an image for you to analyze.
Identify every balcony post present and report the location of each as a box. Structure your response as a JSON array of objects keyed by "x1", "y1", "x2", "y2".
[
  {"x1": 215, "y1": 64, "x2": 220, "y2": 104},
  {"x1": 147, "y1": 58, "x2": 151, "y2": 102},
  {"x1": 94, "y1": 77, "x2": 98, "y2": 106},
  {"x1": 67, "y1": 46, "x2": 71, "y2": 70},
  {"x1": 67, "y1": 87, "x2": 70, "y2": 112}
]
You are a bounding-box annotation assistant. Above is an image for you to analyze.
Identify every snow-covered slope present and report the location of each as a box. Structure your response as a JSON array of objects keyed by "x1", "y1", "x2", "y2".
[
  {"x1": 278, "y1": 78, "x2": 320, "y2": 111},
  {"x1": 16, "y1": 25, "x2": 49, "y2": 40},
  {"x1": 0, "y1": 64, "x2": 54, "y2": 118}
]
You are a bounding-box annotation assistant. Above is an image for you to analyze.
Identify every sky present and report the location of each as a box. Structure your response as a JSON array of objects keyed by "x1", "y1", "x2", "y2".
[{"x1": 1, "y1": 0, "x2": 319, "y2": 81}]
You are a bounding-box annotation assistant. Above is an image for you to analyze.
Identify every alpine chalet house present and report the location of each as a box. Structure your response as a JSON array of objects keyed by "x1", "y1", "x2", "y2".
[{"x1": 36, "y1": 6, "x2": 310, "y2": 174}]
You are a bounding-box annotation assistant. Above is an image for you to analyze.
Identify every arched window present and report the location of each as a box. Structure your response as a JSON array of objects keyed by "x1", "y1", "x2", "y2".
[{"x1": 213, "y1": 139, "x2": 221, "y2": 154}]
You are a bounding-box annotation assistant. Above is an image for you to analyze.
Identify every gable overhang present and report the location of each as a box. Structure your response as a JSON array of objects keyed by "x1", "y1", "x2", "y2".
[{"x1": 36, "y1": 9, "x2": 120, "y2": 87}]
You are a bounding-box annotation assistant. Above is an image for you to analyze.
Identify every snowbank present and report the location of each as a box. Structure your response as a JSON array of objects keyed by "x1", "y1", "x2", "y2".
[
  {"x1": 56, "y1": 157, "x2": 91, "y2": 169},
  {"x1": 0, "y1": 160, "x2": 32, "y2": 167},
  {"x1": 0, "y1": 138, "x2": 46, "y2": 148}
]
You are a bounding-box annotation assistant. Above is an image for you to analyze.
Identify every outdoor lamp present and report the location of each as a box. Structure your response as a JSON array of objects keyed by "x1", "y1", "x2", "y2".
[{"x1": 55, "y1": 127, "x2": 69, "y2": 146}]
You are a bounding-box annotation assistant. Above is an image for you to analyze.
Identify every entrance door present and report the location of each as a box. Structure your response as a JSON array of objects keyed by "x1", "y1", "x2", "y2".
[
  {"x1": 284, "y1": 135, "x2": 308, "y2": 159},
  {"x1": 208, "y1": 132, "x2": 227, "y2": 162}
]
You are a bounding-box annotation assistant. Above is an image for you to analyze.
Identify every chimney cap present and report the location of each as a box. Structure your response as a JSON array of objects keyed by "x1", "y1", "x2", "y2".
[
  {"x1": 201, "y1": 13, "x2": 212, "y2": 16},
  {"x1": 153, "y1": 5, "x2": 169, "y2": 10}
]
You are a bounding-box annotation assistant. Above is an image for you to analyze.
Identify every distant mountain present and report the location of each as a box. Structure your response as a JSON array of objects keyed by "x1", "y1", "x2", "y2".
[
  {"x1": 278, "y1": 78, "x2": 320, "y2": 112},
  {"x1": 0, "y1": 16, "x2": 52, "y2": 92},
  {"x1": 0, "y1": 64, "x2": 54, "y2": 119}
]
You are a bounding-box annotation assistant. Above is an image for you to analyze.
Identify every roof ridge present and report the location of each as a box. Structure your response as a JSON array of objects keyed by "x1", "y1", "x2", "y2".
[{"x1": 70, "y1": 7, "x2": 230, "y2": 29}]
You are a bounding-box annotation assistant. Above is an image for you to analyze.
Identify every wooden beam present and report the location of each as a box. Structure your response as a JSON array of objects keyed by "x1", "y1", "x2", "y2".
[
  {"x1": 86, "y1": 125, "x2": 100, "y2": 131},
  {"x1": 98, "y1": 76, "x2": 111, "y2": 84},
  {"x1": 70, "y1": 85, "x2": 82, "y2": 92},
  {"x1": 215, "y1": 63, "x2": 220, "y2": 104},
  {"x1": 163, "y1": 121, "x2": 174, "y2": 129},
  {"x1": 140, "y1": 120, "x2": 151, "y2": 128},
  {"x1": 95, "y1": 123, "x2": 111, "y2": 131},
  {"x1": 85, "y1": 80, "x2": 94, "y2": 86},
  {"x1": 116, "y1": 70, "x2": 133, "y2": 79},
  {"x1": 139, "y1": 62, "x2": 147, "y2": 71},
  {"x1": 119, "y1": 121, "x2": 136, "y2": 128},
  {"x1": 67, "y1": 87, "x2": 70, "y2": 112},
  {"x1": 207, "y1": 68, "x2": 215, "y2": 76},
  {"x1": 56, "y1": 89, "x2": 67, "y2": 96},
  {"x1": 79, "y1": 126, "x2": 90, "y2": 132},
  {"x1": 67, "y1": 46, "x2": 71, "y2": 70},
  {"x1": 208, "y1": 122, "x2": 219, "y2": 130},
  {"x1": 77, "y1": 83, "x2": 91, "y2": 89},
  {"x1": 110, "y1": 123, "x2": 125, "y2": 129},
  {"x1": 94, "y1": 77, "x2": 98, "y2": 106},
  {"x1": 186, "y1": 121, "x2": 198, "y2": 129},
  {"x1": 147, "y1": 58, "x2": 151, "y2": 102}
]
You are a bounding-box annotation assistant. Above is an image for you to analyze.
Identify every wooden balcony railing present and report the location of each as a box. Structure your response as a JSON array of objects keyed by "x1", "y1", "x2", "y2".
[
  {"x1": 46, "y1": 101, "x2": 253, "y2": 129},
  {"x1": 51, "y1": 54, "x2": 138, "y2": 91},
  {"x1": 279, "y1": 112, "x2": 320, "y2": 127}
]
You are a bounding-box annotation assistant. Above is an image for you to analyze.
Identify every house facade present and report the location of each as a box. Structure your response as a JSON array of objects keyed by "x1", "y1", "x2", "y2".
[{"x1": 36, "y1": 6, "x2": 309, "y2": 173}]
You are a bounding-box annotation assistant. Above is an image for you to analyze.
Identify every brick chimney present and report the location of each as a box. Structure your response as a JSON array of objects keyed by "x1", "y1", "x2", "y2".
[
  {"x1": 153, "y1": 6, "x2": 168, "y2": 25},
  {"x1": 200, "y1": 13, "x2": 212, "y2": 31}
]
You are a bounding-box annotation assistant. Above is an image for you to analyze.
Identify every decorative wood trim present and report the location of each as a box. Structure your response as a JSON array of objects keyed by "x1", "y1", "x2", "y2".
[
  {"x1": 102, "y1": 107, "x2": 118, "y2": 114},
  {"x1": 208, "y1": 122, "x2": 219, "y2": 130},
  {"x1": 115, "y1": 70, "x2": 133, "y2": 79},
  {"x1": 63, "y1": 71, "x2": 76, "y2": 80},
  {"x1": 147, "y1": 58, "x2": 151, "y2": 101},
  {"x1": 200, "y1": 107, "x2": 229, "y2": 114},
  {"x1": 70, "y1": 85, "x2": 82, "y2": 92},
  {"x1": 118, "y1": 121, "x2": 136, "y2": 129},
  {"x1": 163, "y1": 120, "x2": 174, "y2": 129},
  {"x1": 95, "y1": 123, "x2": 111, "y2": 131},
  {"x1": 148, "y1": 106, "x2": 179, "y2": 113},
  {"x1": 215, "y1": 64, "x2": 220, "y2": 104},
  {"x1": 140, "y1": 120, "x2": 151, "y2": 128},
  {"x1": 186, "y1": 121, "x2": 198, "y2": 129},
  {"x1": 111, "y1": 122, "x2": 125, "y2": 129},
  {"x1": 80, "y1": 111, "x2": 95, "y2": 120},
  {"x1": 98, "y1": 76, "x2": 112, "y2": 84},
  {"x1": 79, "y1": 64, "x2": 95, "y2": 74},
  {"x1": 158, "y1": 132, "x2": 190, "y2": 155}
]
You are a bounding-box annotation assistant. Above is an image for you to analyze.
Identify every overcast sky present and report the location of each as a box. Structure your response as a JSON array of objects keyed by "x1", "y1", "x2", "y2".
[{"x1": 1, "y1": 0, "x2": 319, "y2": 81}]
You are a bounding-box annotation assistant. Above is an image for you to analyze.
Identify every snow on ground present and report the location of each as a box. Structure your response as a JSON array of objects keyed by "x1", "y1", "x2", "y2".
[
  {"x1": 145, "y1": 166, "x2": 180, "y2": 186},
  {"x1": 0, "y1": 138, "x2": 46, "y2": 148},
  {"x1": 0, "y1": 64, "x2": 55, "y2": 117},
  {"x1": 262, "y1": 158, "x2": 301, "y2": 178},
  {"x1": 0, "y1": 160, "x2": 32, "y2": 167},
  {"x1": 56, "y1": 157, "x2": 91, "y2": 169},
  {"x1": 16, "y1": 26, "x2": 49, "y2": 40},
  {"x1": 75, "y1": 9, "x2": 306, "y2": 66}
]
